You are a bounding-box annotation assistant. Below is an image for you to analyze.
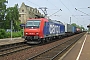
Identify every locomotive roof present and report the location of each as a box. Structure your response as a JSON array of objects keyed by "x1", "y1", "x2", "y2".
[
  {"x1": 48, "y1": 19, "x2": 63, "y2": 24},
  {"x1": 27, "y1": 18, "x2": 64, "y2": 25}
]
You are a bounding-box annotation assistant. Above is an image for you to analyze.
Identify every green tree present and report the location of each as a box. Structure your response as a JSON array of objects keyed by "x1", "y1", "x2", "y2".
[
  {"x1": 0, "y1": 0, "x2": 8, "y2": 28},
  {"x1": 72, "y1": 23, "x2": 80, "y2": 28},
  {"x1": 5, "y1": 4, "x2": 21, "y2": 30},
  {"x1": 5, "y1": 7, "x2": 14, "y2": 29},
  {"x1": 71, "y1": 23, "x2": 77, "y2": 27},
  {"x1": 72, "y1": 23, "x2": 85, "y2": 30},
  {"x1": 13, "y1": 4, "x2": 21, "y2": 31},
  {"x1": 80, "y1": 26, "x2": 85, "y2": 31}
]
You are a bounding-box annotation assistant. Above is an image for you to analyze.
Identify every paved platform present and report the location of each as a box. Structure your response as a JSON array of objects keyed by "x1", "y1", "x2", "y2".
[
  {"x1": 0, "y1": 37, "x2": 24, "y2": 46},
  {"x1": 59, "y1": 33, "x2": 90, "y2": 60}
]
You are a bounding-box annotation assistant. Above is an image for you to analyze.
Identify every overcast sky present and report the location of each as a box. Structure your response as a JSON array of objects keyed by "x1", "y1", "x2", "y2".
[{"x1": 7, "y1": 0, "x2": 90, "y2": 29}]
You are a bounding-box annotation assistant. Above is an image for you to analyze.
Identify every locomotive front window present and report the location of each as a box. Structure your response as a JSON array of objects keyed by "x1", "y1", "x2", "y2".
[{"x1": 26, "y1": 20, "x2": 40, "y2": 28}]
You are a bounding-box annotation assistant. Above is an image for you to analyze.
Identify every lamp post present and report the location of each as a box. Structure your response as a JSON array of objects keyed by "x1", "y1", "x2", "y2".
[
  {"x1": 70, "y1": 17, "x2": 71, "y2": 25},
  {"x1": 10, "y1": 10, "x2": 13, "y2": 40},
  {"x1": 11, "y1": 20, "x2": 12, "y2": 40}
]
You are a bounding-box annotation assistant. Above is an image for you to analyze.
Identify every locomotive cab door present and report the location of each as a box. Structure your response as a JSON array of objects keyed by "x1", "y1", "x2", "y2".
[{"x1": 43, "y1": 22, "x2": 49, "y2": 37}]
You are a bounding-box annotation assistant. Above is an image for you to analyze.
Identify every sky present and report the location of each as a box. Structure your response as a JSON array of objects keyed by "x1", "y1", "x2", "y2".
[{"x1": 7, "y1": 0, "x2": 90, "y2": 29}]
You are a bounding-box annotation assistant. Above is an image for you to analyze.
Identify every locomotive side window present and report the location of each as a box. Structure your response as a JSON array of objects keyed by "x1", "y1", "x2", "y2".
[{"x1": 26, "y1": 20, "x2": 40, "y2": 28}]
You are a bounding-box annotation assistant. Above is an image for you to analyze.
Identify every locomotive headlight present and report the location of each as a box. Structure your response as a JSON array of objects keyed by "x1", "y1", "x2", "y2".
[
  {"x1": 25, "y1": 33, "x2": 28, "y2": 34},
  {"x1": 36, "y1": 32, "x2": 39, "y2": 35}
]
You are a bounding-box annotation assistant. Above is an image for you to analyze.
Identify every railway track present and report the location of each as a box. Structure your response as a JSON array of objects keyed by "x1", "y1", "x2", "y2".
[
  {"x1": 0, "y1": 42, "x2": 31, "y2": 56},
  {"x1": 27, "y1": 33, "x2": 85, "y2": 60}
]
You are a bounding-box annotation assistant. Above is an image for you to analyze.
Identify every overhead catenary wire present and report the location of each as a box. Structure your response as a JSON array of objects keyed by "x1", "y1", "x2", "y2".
[
  {"x1": 68, "y1": 0, "x2": 75, "y2": 8},
  {"x1": 49, "y1": 9, "x2": 62, "y2": 17},
  {"x1": 26, "y1": 0, "x2": 40, "y2": 7},
  {"x1": 75, "y1": 8, "x2": 90, "y2": 16},
  {"x1": 46, "y1": 0, "x2": 63, "y2": 17},
  {"x1": 25, "y1": 0, "x2": 78, "y2": 20},
  {"x1": 46, "y1": 0, "x2": 59, "y2": 9},
  {"x1": 69, "y1": 0, "x2": 80, "y2": 16},
  {"x1": 58, "y1": 0, "x2": 78, "y2": 20},
  {"x1": 26, "y1": 0, "x2": 59, "y2": 11},
  {"x1": 27, "y1": 0, "x2": 63, "y2": 18},
  {"x1": 24, "y1": 0, "x2": 47, "y2": 17},
  {"x1": 68, "y1": 0, "x2": 90, "y2": 27},
  {"x1": 58, "y1": 0, "x2": 72, "y2": 14}
]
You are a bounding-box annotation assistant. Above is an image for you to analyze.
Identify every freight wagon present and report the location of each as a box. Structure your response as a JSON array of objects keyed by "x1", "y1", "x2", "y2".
[{"x1": 64, "y1": 23, "x2": 76, "y2": 36}]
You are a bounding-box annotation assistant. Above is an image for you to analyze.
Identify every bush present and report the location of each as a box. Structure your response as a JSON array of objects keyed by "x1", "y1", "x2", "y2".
[
  {"x1": 0, "y1": 29, "x2": 23, "y2": 39},
  {"x1": 12, "y1": 31, "x2": 22, "y2": 38},
  {"x1": 0, "y1": 29, "x2": 6, "y2": 38},
  {"x1": 6, "y1": 32, "x2": 11, "y2": 38}
]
